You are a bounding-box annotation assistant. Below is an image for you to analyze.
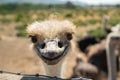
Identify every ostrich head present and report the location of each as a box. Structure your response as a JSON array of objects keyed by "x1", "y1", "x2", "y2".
[{"x1": 27, "y1": 19, "x2": 75, "y2": 65}]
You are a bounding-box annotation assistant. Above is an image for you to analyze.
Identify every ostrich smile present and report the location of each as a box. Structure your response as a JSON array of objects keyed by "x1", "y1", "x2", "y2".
[{"x1": 35, "y1": 38, "x2": 70, "y2": 65}]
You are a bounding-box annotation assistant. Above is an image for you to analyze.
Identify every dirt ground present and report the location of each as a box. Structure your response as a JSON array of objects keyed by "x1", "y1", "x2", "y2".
[
  {"x1": 0, "y1": 37, "x2": 44, "y2": 73},
  {"x1": 0, "y1": 22, "x2": 44, "y2": 74},
  {"x1": 0, "y1": 22, "x2": 120, "y2": 79}
]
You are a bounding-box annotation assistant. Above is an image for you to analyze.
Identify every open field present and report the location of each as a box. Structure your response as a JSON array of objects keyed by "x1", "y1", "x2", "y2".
[{"x1": 0, "y1": 3, "x2": 120, "y2": 79}]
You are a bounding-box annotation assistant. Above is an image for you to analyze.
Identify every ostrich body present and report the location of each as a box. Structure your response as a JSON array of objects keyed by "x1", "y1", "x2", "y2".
[
  {"x1": 87, "y1": 41, "x2": 108, "y2": 73},
  {"x1": 78, "y1": 36, "x2": 101, "y2": 53},
  {"x1": 71, "y1": 58, "x2": 99, "y2": 80},
  {"x1": 27, "y1": 19, "x2": 87, "y2": 78}
]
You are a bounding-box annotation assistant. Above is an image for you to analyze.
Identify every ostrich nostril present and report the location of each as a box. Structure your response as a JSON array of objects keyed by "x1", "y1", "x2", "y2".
[
  {"x1": 58, "y1": 41, "x2": 63, "y2": 48},
  {"x1": 41, "y1": 43, "x2": 46, "y2": 49}
]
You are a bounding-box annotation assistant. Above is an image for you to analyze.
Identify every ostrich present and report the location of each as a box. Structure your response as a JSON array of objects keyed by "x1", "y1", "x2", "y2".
[
  {"x1": 77, "y1": 35, "x2": 101, "y2": 54},
  {"x1": 71, "y1": 58, "x2": 100, "y2": 80},
  {"x1": 77, "y1": 16, "x2": 110, "y2": 54},
  {"x1": 87, "y1": 40, "x2": 119, "y2": 74},
  {"x1": 87, "y1": 41, "x2": 108, "y2": 74},
  {"x1": 87, "y1": 24, "x2": 120, "y2": 80},
  {"x1": 106, "y1": 24, "x2": 120, "y2": 80},
  {"x1": 102, "y1": 16, "x2": 111, "y2": 34},
  {"x1": 26, "y1": 19, "x2": 87, "y2": 78}
]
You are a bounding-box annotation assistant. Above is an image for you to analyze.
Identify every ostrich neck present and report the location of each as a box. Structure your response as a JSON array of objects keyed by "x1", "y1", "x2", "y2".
[{"x1": 43, "y1": 60, "x2": 64, "y2": 77}]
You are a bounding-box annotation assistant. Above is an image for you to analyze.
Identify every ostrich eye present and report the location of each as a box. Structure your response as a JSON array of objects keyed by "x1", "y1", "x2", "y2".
[
  {"x1": 30, "y1": 36, "x2": 37, "y2": 43},
  {"x1": 66, "y1": 33, "x2": 72, "y2": 40}
]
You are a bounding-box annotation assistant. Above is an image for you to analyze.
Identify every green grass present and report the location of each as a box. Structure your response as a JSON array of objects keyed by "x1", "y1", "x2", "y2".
[
  {"x1": 73, "y1": 19, "x2": 100, "y2": 27},
  {"x1": 0, "y1": 18, "x2": 12, "y2": 23},
  {"x1": 88, "y1": 27, "x2": 107, "y2": 38},
  {"x1": 73, "y1": 20, "x2": 88, "y2": 27},
  {"x1": 15, "y1": 14, "x2": 24, "y2": 22},
  {"x1": 65, "y1": 13, "x2": 73, "y2": 18},
  {"x1": 87, "y1": 19, "x2": 100, "y2": 25},
  {"x1": 15, "y1": 24, "x2": 27, "y2": 37},
  {"x1": 108, "y1": 18, "x2": 120, "y2": 26},
  {"x1": 0, "y1": 27, "x2": 4, "y2": 31},
  {"x1": 96, "y1": 9, "x2": 108, "y2": 16}
]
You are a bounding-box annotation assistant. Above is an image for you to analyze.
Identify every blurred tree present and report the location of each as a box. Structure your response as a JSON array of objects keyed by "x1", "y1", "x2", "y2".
[
  {"x1": 48, "y1": 4, "x2": 53, "y2": 9},
  {"x1": 115, "y1": 4, "x2": 120, "y2": 7},
  {"x1": 65, "y1": 1, "x2": 75, "y2": 9}
]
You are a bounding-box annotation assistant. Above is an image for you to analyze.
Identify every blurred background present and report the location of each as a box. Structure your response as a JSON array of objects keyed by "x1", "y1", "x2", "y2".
[{"x1": 0, "y1": 0, "x2": 120, "y2": 79}]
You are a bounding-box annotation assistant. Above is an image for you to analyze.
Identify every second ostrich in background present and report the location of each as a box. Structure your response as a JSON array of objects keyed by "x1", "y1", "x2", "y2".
[{"x1": 78, "y1": 16, "x2": 111, "y2": 54}]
